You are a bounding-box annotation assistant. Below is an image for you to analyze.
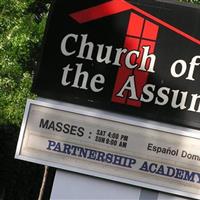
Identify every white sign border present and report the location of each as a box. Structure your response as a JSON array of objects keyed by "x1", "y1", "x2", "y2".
[{"x1": 15, "y1": 98, "x2": 200, "y2": 199}]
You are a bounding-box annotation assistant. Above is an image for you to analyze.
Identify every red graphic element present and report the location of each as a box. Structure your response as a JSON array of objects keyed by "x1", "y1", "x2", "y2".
[
  {"x1": 69, "y1": 0, "x2": 131, "y2": 24},
  {"x1": 127, "y1": 12, "x2": 144, "y2": 37},
  {"x1": 112, "y1": 13, "x2": 158, "y2": 107},
  {"x1": 70, "y1": 0, "x2": 199, "y2": 107},
  {"x1": 70, "y1": 0, "x2": 200, "y2": 46}
]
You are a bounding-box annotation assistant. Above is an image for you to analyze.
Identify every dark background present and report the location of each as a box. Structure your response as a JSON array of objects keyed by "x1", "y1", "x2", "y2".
[
  {"x1": 0, "y1": 126, "x2": 55, "y2": 200},
  {"x1": 32, "y1": 0, "x2": 200, "y2": 130}
]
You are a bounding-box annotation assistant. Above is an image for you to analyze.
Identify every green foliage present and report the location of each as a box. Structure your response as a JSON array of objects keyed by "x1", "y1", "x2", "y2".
[
  {"x1": 0, "y1": 0, "x2": 50, "y2": 126},
  {"x1": 180, "y1": 0, "x2": 200, "y2": 4}
]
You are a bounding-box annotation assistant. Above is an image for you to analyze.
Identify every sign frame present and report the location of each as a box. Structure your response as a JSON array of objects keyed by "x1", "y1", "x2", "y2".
[{"x1": 15, "y1": 99, "x2": 200, "y2": 199}]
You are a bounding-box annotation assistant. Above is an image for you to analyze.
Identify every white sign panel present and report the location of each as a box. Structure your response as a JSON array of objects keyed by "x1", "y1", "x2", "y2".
[{"x1": 15, "y1": 99, "x2": 200, "y2": 199}]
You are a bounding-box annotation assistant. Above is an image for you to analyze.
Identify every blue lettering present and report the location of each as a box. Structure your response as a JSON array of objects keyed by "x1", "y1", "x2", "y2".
[
  {"x1": 183, "y1": 171, "x2": 196, "y2": 182},
  {"x1": 105, "y1": 153, "x2": 113, "y2": 163},
  {"x1": 78, "y1": 147, "x2": 88, "y2": 158},
  {"x1": 96, "y1": 151, "x2": 105, "y2": 162},
  {"x1": 112, "y1": 155, "x2": 123, "y2": 166},
  {"x1": 71, "y1": 145, "x2": 80, "y2": 156},
  {"x1": 156, "y1": 165, "x2": 165, "y2": 176},
  {"x1": 87, "y1": 150, "x2": 97, "y2": 160},
  {"x1": 175, "y1": 168, "x2": 184, "y2": 179},
  {"x1": 166, "y1": 166, "x2": 175, "y2": 177},
  {"x1": 53, "y1": 142, "x2": 62, "y2": 152},
  {"x1": 127, "y1": 158, "x2": 136, "y2": 168},
  {"x1": 195, "y1": 173, "x2": 200, "y2": 183},
  {"x1": 47, "y1": 140, "x2": 56, "y2": 150},
  {"x1": 149, "y1": 163, "x2": 157, "y2": 173},
  {"x1": 63, "y1": 143, "x2": 71, "y2": 154},
  {"x1": 140, "y1": 161, "x2": 149, "y2": 172}
]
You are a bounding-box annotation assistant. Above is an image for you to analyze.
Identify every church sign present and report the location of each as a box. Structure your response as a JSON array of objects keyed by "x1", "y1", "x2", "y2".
[
  {"x1": 32, "y1": 0, "x2": 200, "y2": 129},
  {"x1": 15, "y1": 0, "x2": 200, "y2": 199}
]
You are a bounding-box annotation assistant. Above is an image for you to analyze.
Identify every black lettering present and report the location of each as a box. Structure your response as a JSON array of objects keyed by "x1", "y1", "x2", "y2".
[
  {"x1": 48, "y1": 121, "x2": 55, "y2": 130},
  {"x1": 56, "y1": 122, "x2": 63, "y2": 132},
  {"x1": 63, "y1": 123, "x2": 70, "y2": 133},
  {"x1": 39, "y1": 118, "x2": 49, "y2": 129},
  {"x1": 77, "y1": 126, "x2": 85, "y2": 137},
  {"x1": 70, "y1": 125, "x2": 77, "y2": 135}
]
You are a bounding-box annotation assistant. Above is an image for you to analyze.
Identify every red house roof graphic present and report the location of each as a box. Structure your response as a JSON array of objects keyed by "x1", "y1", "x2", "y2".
[
  {"x1": 70, "y1": 0, "x2": 200, "y2": 46},
  {"x1": 70, "y1": 0, "x2": 200, "y2": 108}
]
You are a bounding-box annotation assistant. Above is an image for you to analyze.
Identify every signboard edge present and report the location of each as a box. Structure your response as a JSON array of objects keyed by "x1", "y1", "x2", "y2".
[
  {"x1": 15, "y1": 99, "x2": 32, "y2": 159},
  {"x1": 14, "y1": 98, "x2": 200, "y2": 200}
]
